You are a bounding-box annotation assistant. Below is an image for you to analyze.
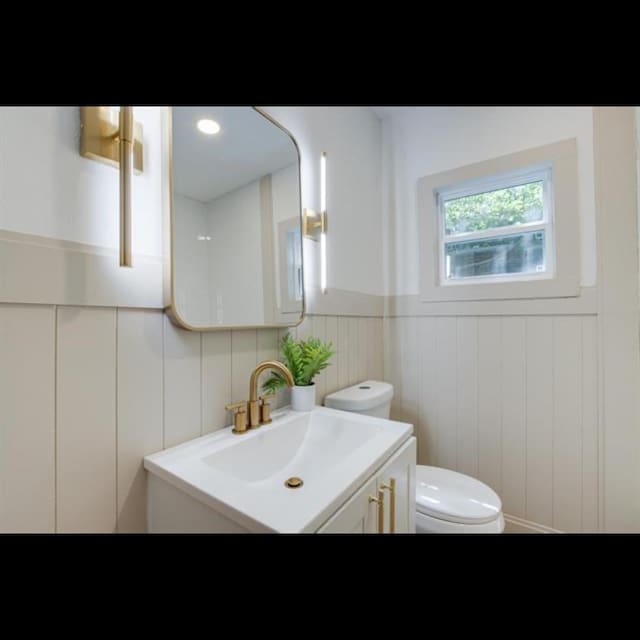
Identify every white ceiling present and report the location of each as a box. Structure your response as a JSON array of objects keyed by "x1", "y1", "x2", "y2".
[
  {"x1": 369, "y1": 106, "x2": 425, "y2": 119},
  {"x1": 172, "y1": 107, "x2": 298, "y2": 203}
]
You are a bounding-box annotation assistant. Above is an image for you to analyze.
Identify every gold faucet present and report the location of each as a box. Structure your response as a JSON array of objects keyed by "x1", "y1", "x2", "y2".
[
  {"x1": 249, "y1": 361, "x2": 294, "y2": 428},
  {"x1": 225, "y1": 360, "x2": 294, "y2": 434}
]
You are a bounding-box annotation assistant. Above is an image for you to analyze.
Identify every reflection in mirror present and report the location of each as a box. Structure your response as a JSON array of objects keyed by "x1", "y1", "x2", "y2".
[
  {"x1": 170, "y1": 107, "x2": 303, "y2": 329},
  {"x1": 280, "y1": 218, "x2": 304, "y2": 312}
]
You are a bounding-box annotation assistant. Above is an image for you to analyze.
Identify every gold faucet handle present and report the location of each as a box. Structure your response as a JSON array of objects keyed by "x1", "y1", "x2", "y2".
[
  {"x1": 225, "y1": 402, "x2": 248, "y2": 434},
  {"x1": 259, "y1": 393, "x2": 277, "y2": 425}
]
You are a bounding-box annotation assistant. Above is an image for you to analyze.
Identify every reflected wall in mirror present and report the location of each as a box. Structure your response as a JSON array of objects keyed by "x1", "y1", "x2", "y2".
[{"x1": 168, "y1": 107, "x2": 304, "y2": 330}]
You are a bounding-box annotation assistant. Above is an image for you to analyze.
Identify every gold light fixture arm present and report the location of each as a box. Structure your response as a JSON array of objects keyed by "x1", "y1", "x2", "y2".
[{"x1": 119, "y1": 107, "x2": 133, "y2": 267}]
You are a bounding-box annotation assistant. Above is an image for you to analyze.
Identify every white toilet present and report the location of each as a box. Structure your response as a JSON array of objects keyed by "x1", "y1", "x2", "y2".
[{"x1": 324, "y1": 381, "x2": 505, "y2": 534}]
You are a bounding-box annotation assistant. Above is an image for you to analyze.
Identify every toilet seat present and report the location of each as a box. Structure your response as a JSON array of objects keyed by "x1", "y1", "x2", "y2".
[{"x1": 415, "y1": 465, "x2": 502, "y2": 525}]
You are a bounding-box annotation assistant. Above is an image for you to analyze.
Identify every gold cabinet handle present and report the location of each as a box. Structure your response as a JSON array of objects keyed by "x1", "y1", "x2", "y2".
[
  {"x1": 380, "y1": 478, "x2": 396, "y2": 534},
  {"x1": 368, "y1": 489, "x2": 385, "y2": 533},
  {"x1": 119, "y1": 106, "x2": 134, "y2": 267}
]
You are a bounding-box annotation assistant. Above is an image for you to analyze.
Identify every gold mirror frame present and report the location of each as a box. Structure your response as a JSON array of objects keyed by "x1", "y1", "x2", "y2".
[{"x1": 164, "y1": 106, "x2": 306, "y2": 332}]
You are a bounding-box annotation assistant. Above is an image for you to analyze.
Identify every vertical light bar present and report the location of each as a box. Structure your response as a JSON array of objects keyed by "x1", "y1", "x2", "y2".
[{"x1": 320, "y1": 151, "x2": 327, "y2": 294}]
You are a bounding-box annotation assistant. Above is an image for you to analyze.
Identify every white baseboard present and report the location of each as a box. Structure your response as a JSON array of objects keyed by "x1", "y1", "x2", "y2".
[{"x1": 504, "y1": 514, "x2": 563, "y2": 534}]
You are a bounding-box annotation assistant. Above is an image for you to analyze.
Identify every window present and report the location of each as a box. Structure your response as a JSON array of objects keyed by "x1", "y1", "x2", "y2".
[
  {"x1": 437, "y1": 165, "x2": 554, "y2": 285},
  {"x1": 418, "y1": 139, "x2": 579, "y2": 302}
]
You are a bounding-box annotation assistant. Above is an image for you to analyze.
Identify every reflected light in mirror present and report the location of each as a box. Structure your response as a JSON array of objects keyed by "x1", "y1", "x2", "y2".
[
  {"x1": 320, "y1": 151, "x2": 327, "y2": 294},
  {"x1": 197, "y1": 119, "x2": 221, "y2": 135}
]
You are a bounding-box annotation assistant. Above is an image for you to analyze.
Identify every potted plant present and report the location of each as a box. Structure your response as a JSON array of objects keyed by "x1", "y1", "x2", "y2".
[{"x1": 262, "y1": 334, "x2": 335, "y2": 411}]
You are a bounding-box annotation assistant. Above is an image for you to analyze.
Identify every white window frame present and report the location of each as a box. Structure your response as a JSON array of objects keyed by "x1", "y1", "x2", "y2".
[
  {"x1": 436, "y1": 163, "x2": 555, "y2": 286},
  {"x1": 417, "y1": 138, "x2": 580, "y2": 303}
]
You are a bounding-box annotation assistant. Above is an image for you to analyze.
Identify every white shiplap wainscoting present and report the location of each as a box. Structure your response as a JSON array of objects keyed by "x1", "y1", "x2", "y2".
[
  {"x1": 0, "y1": 306, "x2": 382, "y2": 533},
  {"x1": 385, "y1": 315, "x2": 599, "y2": 533}
]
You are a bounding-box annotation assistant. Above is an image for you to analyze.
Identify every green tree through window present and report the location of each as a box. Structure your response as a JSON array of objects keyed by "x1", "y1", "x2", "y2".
[{"x1": 444, "y1": 181, "x2": 544, "y2": 235}]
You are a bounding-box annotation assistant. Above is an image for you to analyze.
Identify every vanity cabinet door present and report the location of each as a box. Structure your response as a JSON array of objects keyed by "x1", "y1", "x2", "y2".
[
  {"x1": 316, "y1": 437, "x2": 417, "y2": 534},
  {"x1": 317, "y1": 477, "x2": 378, "y2": 534},
  {"x1": 376, "y1": 437, "x2": 417, "y2": 534}
]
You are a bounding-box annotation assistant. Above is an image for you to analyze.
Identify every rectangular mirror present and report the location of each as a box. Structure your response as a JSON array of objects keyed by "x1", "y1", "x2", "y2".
[{"x1": 166, "y1": 106, "x2": 305, "y2": 330}]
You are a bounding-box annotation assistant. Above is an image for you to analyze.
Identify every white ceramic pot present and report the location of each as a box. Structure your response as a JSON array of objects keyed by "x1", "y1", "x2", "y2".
[{"x1": 291, "y1": 383, "x2": 316, "y2": 411}]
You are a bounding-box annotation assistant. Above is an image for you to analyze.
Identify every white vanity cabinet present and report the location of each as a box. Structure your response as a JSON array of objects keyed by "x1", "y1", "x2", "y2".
[{"x1": 318, "y1": 438, "x2": 416, "y2": 534}]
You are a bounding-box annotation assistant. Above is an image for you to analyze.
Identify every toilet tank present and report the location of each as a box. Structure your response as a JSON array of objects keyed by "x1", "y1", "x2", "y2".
[{"x1": 324, "y1": 381, "x2": 394, "y2": 419}]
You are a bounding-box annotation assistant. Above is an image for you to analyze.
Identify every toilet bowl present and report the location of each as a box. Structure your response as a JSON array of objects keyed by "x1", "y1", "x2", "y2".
[{"x1": 324, "y1": 381, "x2": 505, "y2": 534}]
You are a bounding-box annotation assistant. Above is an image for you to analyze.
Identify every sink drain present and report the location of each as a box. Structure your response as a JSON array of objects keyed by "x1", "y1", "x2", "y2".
[{"x1": 285, "y1": 476, "x2": 304, "y2": 489}]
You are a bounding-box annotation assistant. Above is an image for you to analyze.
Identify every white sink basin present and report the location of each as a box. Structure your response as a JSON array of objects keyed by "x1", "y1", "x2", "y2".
[{"x1": 144, "y1": 405, "x2": 413, "y2": 533}]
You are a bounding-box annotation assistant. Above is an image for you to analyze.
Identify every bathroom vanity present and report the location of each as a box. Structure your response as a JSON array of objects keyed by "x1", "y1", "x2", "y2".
[{"x1": 144, "y1": 406, "x2": 416, "y2": 534}]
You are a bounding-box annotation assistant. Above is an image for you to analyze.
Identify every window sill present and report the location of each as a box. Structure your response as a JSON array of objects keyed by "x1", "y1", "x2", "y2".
[
  {"x1": 420, "y1": 275, "x2": 580, "y2": 303},
  {"x1": 389, "y1": 285, "x2": 596, "y2": 317}
]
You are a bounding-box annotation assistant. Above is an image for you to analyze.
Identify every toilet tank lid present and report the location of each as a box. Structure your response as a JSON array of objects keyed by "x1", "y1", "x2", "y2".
[{"x1": 324, "y1": 380, "x2": 393, "y2": 412}]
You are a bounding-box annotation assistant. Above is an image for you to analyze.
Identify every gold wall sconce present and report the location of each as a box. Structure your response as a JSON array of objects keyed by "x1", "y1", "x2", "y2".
[
  {"x1": 302, "y1": 207, "x2": 327, "y2": 241},
  {"x1": 79, "y1": 106, "x2": 144, "y2": 267}
]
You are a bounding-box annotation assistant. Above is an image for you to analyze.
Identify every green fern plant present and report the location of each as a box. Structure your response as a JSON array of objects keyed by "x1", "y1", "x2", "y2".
[{"x1": 262, "y1": 334, "x2": 335, "y2": 394}]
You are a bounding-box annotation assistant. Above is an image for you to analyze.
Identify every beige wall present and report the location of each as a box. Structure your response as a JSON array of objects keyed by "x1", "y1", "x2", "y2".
[
  {"x1": 0, "y1": 307, "x2": 382, "y2": 533},
  {"x1": 383, "y1": 106, "x2": 640, "y2": 533},
  {"x1": 386, "y1": 314, "x2": 598, "y2": 533},
  {"x1": 263, "y1": 106, "x2": 383, "y2": 298}
]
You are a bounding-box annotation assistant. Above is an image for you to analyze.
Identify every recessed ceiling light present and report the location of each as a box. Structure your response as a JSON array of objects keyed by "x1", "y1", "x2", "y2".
[{"x1": 197, "y1": 119, "x2": 220, "y2": 135}]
